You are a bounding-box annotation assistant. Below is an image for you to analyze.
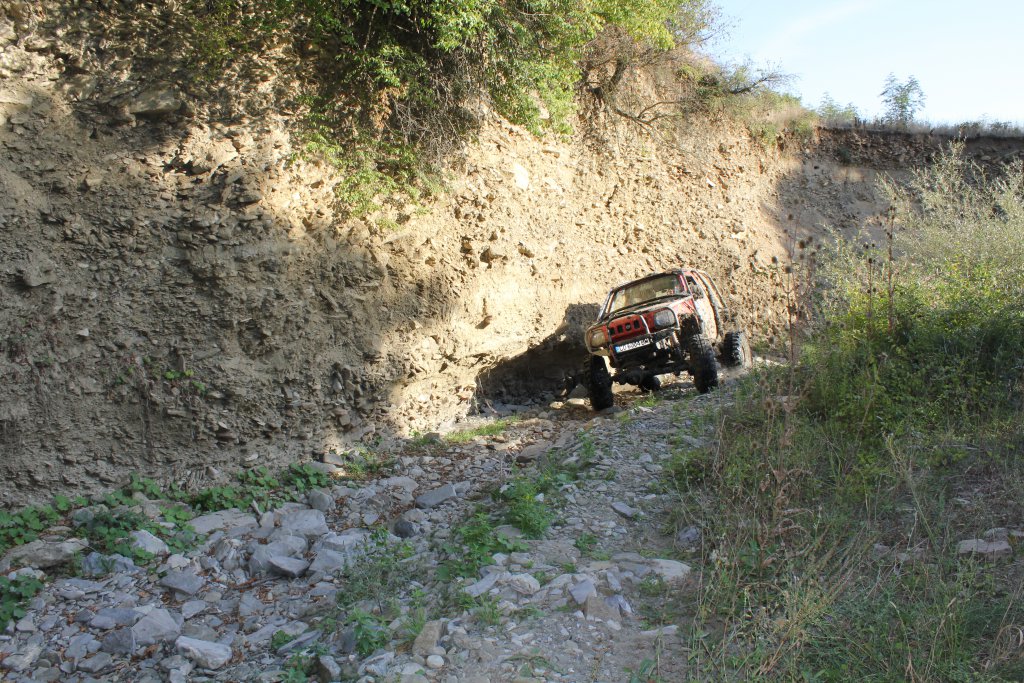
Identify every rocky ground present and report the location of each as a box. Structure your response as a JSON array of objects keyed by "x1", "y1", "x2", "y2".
[
  {"x1": 3, "y1": 365, "x2": 1021, "y2": 682},
  {"x1": 0, "y1": 374, "x2": 734, "y2": 683}
]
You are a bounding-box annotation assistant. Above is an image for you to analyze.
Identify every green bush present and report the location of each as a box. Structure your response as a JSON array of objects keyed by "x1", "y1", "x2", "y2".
[
  {"x1": 676, "y1": 146, "x2": 1024, "y2": 678},
  {"x1": 174, "y1": 0, "x2": 716, "y2": 213}
]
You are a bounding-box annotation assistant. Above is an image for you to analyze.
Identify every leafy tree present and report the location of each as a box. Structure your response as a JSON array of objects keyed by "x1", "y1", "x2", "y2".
[
  {"x1": 879, "y1": 74, "x2": 925, "y2": 127},
  {"x1": 817, "y1": 93, "x2": 858, "y2": 124}
]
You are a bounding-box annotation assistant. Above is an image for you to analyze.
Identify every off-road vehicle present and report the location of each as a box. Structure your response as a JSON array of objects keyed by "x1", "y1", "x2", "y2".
[{"x1": 582, "y1": 268, "x2": 751, "y2": 409}]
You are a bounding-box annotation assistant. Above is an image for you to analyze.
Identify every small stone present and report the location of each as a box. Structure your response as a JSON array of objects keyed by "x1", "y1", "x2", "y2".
[
  {"x1": 129, "y1": 87, "x2": 182, "y2": 118},
  {"x1": 249, "y1": 536, "x2": 308, "y2": 574},
  {"x1": 1, "y1": 642, "x2": 43, "y2": 672},
  {"x1": 176, "y1": 636, "x2": 232, "y2": 670},
  {"x1": 426, "y1": 654, "x2": 445, "y2": 669},
  {"x1": 279, "y1": 509, "x2": 329, "y2": 538},
  {"x1": 132, "y1": 608, "x2": 181, "y2": 645},
  {"x1": 131, "y1": 530, "x2": 170, "y2": 556},
  {"x1": 237, "y1": 593, "x2": 266, "y2": 618},
  {"x1": 160, "y1": 655, "x2": 192, "y2": 672},
  {"x1": 307, "y1": 489, "x2": 334, "y2": 513},
  {"x1": 93, "y1": 608, "x2": 140, "y2": 628},
  {"x1": 189, "y1": 509, "x2": 257, "y2": 535},
  {"x1": 583, "y1": 594, "x2": 620, "y2": 622},
  {"x1": 569, "y1": 579, "x2": 596, "y2": 605},
  {"x1": 464, "y1": 571, "x2": 501, "y2": 598},
  {"x1": 77, "y1": 652, "x2": 114, "y2": 674},
  {"x1": 611, "y1": 502, "x2": 639, "y2": 519},
  {"x1": 412, "y1": 620, "x2": 444, "y2": 657},
  {"x1": 957, "y1": 539, "x2": 1012, "y2": 559},
  {"x1": 415, "y1": 484, "x2": 457, "y2": 509},
  {"x1": 402, "y1": 509, "x2": 426, "y2": 524},
  {"x1": 277, "y1": 630, "x2": 321, "y2": 654},
  {"x1": 0, "y1": 538, "x2": 88, "y2": 571},
  {"x1": 515, "y1": 443, "x2": 548, "y2": 464},
  {"x1": 507, "y1": 574, "x2": 541, "y2": 595},
  {"x1": 268, "y1": 555, "x2": 310, "y2": 578},
  {"x1": 65, "y1": 634, "x2": 99, "y2": 661},
  {"x1": 393, "y1": 519, "x2": 418, "y2": 538},
  {"x1": 160, "y1": 570, "x2": 205, "y2": 596},
  {"x1": 308, "y1": 549, "x2": 348, "y2": 575},
  {"x1": 646, "y1": 559, "x2": 691, "y2": 583},
  {"x1": 181, "y1": 601, "x2": 206, "y2": 619},
  {"x1": 100, "y1": 628, "x2": 137, "y2": 656},
  {"x1": 359, "y1": 651, "x2": 394, "y2": 677},
  {"x1": 317, "y1": 655, "x2": 342, "y2": 682}
]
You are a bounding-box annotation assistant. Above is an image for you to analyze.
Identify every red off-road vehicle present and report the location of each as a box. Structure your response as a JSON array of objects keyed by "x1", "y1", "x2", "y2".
[{"x1": 583, "y1": 268, "x2": 751, "y2": 409}]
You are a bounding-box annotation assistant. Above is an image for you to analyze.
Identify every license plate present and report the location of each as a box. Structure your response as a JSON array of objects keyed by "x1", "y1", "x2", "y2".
[{"x1": 615, "y1": 338, "x2": 651, "y2": 353}]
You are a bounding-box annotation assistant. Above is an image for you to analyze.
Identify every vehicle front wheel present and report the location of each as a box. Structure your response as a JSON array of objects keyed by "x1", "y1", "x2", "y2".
[
  {"x1": 687, "y1": 334, "x2": 719, "y2": 393},
  {"x1": 587, "y1": 356, "x2": 614, "y2": 410},
  {"x1": 722, "y1": 330, "x2": 752, "y2": 368}
]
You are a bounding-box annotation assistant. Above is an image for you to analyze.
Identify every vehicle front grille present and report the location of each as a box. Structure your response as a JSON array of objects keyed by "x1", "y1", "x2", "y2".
[{"x1": 608, "y1": 315, "x2": 645, "y2": 340}]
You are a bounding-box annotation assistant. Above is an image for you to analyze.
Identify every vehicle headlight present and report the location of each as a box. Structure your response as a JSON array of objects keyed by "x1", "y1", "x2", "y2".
[
  {"x1": 587, "y1": 328, "x2": 609, "y2": 348},
  {"x1": 653, "y1": 309, "x2": 675, "y2": 329}
]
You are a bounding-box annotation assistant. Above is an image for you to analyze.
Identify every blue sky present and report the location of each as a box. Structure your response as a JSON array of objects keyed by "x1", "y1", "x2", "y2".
[{"x1": 707, "y1": 0, "x2": 1024, "y2": 124}]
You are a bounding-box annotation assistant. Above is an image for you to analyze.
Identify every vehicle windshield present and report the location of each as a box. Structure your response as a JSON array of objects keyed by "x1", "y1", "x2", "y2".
[{"x1": 606, "y1": 274, "x2": 685, "y2": 315}]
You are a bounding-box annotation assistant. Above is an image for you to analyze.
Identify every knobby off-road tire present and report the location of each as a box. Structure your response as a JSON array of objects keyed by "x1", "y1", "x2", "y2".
[
  {"x1": 687, "y1": 333, "x2": 719, "y2": 394},
  {"x1": 722, "y1": 330, "x2": 752, "y2": 369},
  {"x1": 587, "y1": 356, "x2": 614, "y2": 410},
  {"x1": 639, "y1": 374, "x2": 662, "y2": 392}
]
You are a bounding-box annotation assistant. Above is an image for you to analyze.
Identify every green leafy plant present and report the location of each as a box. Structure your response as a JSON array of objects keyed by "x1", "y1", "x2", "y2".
[
  {"x1": 270, "y1": 629, "x2": 298, "y2": 650},
  {"x1": 626, "y1": 658, "x2": 664, "y2": 683},
  {"x1": 0, "y1": 505, "x2": 61, "y2": 554},
  {"x1": 444, "y1": 417, "x2": 520, "y2": 444},
  {"x1": 472, "y1": 594, "x2": 503, "y2": 627},
  {"x1": 336, "y1": 529, "x2": 416, "y2": 613},
  {"x1": 880, "y1": 73, "x2": 926, "y2": 127},
  {"x1": 0, "y1": 574, "x2": 44, "y2": 629},
  {"x1": 438, "y1": 513, "x2": 525, "y2": 580},
  {"x1": 349, "y1": 608, "x2": 390, "y2": 657},
  {"x1": 574, "y1": 533, "x2": 598, "y2": 555},
  {"x1": 497, "y1": 479, "x2": 555, "y2": 538}
]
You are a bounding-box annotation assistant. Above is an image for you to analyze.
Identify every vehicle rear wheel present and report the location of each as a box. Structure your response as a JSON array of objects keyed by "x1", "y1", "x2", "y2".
[
  {"x1": 687, "y1": 333, "x2": 719, "y2": 393},
  {"x1": 639, "y1": 374, "x2": 662, "y2": 392},
  {"x1": 587, "y1": 356, "x2": 614, "y2": 410},
  {"x1": 722, "y1": 330, "x2": 752, "y2": 368}
]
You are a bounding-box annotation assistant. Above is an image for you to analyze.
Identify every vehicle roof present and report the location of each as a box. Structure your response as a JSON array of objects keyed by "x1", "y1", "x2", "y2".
[{"x1": 606, "y1": 268, "x2": 706, "y2": 291}]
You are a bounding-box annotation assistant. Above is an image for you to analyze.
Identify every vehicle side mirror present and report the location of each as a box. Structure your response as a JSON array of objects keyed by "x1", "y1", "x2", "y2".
[{"x1": 690, "y1": 283, "x2": 705, "y2": 299}]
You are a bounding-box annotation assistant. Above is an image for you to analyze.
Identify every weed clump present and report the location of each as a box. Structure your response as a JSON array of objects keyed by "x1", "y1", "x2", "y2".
[{"x1": 671, "y1": 146, "x2": 1024, "y2": 679}]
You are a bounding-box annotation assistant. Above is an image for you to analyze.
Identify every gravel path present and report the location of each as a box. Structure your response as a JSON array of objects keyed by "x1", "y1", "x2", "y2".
[{"x1": 0, "y1": 377, "x2": 733, "y2": 683}]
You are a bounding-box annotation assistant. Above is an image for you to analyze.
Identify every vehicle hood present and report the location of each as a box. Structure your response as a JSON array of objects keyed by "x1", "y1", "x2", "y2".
[{"x1": 599, "y1": 296, "x2": 691, "y2": 323}]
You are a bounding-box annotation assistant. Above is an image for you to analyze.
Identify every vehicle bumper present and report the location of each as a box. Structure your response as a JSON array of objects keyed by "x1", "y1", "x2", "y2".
[{"x1": 609, "y1": 330, "x2": 682, "y2": 373}]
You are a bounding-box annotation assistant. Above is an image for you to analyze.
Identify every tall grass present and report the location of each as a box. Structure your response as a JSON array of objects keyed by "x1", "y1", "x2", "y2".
[{"x1": 671, "y1": 146, "x2": 1024, "y2": 680}]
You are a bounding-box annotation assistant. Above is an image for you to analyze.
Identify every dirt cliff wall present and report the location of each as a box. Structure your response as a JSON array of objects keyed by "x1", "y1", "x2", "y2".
[{"x1": 3, "y1": 3, "x2": 1021, "y2": 506}]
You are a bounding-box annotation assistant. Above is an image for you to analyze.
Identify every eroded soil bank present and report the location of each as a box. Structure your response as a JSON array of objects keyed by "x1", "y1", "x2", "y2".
[{"x1": 4, "y1": 2, "x2": 1024, "y2": 505}]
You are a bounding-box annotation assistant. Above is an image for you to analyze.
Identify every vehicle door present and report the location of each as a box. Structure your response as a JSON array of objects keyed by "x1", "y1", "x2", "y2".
[{"x1": 685, "y1": 273, "x2": 718, "y2": 340}]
